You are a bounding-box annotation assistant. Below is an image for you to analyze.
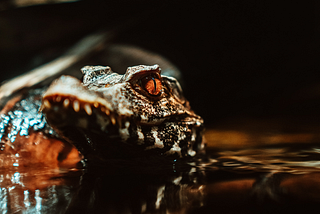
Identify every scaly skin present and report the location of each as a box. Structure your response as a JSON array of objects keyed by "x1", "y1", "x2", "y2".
[
  {"x1": 41, "y1": 64, "x2": 204, "y2": 162},
  {"x1": 0, "y1": 88, "x2": 81, "y2": 168}
]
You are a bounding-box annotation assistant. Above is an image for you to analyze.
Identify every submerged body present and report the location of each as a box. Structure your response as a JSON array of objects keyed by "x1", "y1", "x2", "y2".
[{"x1": 0, "y1": 64, "x2": 204, "y2": 166}]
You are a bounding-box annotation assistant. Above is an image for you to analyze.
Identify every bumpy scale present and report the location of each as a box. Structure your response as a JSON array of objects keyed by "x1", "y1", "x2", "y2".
[{"x1": 41, "y1": 64, "x2": 204, "y2": 161}]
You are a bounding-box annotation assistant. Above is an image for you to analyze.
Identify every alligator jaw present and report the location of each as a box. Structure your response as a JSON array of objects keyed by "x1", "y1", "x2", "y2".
[{"x1": 41, "y1": 75, "x2": 120, "y2": 130}]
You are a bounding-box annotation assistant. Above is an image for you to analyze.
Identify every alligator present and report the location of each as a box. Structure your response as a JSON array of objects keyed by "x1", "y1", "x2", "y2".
[{"x1": 0, "y1": 62, "x2": 204, "y2": 167}]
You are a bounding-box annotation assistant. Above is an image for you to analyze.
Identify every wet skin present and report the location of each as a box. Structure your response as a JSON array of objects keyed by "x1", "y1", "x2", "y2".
[{"x1": 41, "y1": 64, "x2": 204, "y2": 162}]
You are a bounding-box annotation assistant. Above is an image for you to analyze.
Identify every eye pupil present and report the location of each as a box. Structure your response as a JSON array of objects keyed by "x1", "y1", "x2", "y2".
[
  {"x1": 142, "y1": 76, "x2": 162, "y2": 96},
  {"x1": 151, "y1": 77, "x2": 157, "y2": 93}
]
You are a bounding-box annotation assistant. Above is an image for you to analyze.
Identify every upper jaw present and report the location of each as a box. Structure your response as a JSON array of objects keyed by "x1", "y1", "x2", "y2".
[
  {"x1": 41, "y1": 75, "x2": 114, "y2": 112},
  {"x1": 41, "y1": 75, "x2": 120, "y2": 129},
  {"x1": 40, "y1": 75, "x2": 168, "y2": 128},
  {"x1": 41, "y1": 74, "x2": 201, "y2": 124}
]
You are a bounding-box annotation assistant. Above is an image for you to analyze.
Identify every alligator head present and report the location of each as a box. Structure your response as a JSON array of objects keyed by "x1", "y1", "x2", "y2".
[{"x1": 41, "y1": 65, "x2": 204, "y2": 161}]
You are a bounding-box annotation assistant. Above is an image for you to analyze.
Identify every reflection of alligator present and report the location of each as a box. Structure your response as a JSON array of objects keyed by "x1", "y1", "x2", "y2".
[
  {"x1": 0, "y1": 164, "x2": 206, "y2": 213},
  {"x1": 65, "y1": 167, "x2": 206, "y2": 214}
]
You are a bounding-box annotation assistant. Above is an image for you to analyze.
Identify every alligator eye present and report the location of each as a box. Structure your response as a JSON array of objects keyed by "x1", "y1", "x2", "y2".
[{"x1": 141, "y1": 76, "x2": 162, "y2": 96}]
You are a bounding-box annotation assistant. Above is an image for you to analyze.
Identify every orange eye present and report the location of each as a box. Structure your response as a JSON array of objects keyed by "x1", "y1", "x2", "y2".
[{"x1": 141, "y1": 76, "x2": 162, "y2": 96}]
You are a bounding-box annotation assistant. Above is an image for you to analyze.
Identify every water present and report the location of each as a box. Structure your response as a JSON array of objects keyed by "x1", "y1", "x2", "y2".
[{"x1": 1, "y1": 117, "x2": 320, "y2": 214}]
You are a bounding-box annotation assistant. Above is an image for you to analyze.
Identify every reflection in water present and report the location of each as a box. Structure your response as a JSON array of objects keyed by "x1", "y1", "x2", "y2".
[
  {"x1": 65, "y1": 167, "x2": 206, "y2": 214},
  {"x1": 204, "y1": 118, "x2": 320, "y2": 150},
  {"x1": 0, "y1": 167, "x2": 81, "y2": 213},
  {"x1": 2, "y1": 124, "x2": 320, "y2": 213},
  {"x1": 215, "y1": 147, "x2": 320, "y2": 174}
]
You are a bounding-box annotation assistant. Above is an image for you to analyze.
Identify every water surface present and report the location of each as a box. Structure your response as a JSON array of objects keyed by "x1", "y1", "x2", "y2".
[{"x1": 1, "y1": 117, "x2": 320, "y2": 214}]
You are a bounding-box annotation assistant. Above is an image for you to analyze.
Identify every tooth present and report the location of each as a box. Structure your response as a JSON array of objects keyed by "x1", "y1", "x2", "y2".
[
  {"x1": 63, "y1": 99, "x2": 70, "y2": 108},
  {"x1": 110, "y1": 115, "x2": 116, "y2": 125},
  {"x1": 43, "y1": 99, "x2": 51, "y2": 108},
  {"x1": 73, "y1": 100, "x2": 80, "y2": 112},
  {"x1": 93, "y1": 102, "x2": 99, "y2": 108},
  {"x1": 56, "y1": 96, "x2": 61, "y2": 102},
  {"x1": 124, "y1": 121, "x2": 130, "y2": 128},
  {"x1": 105, "y1": 109, "x2": 110, "y2": 115},
  {"x1": 101, "y1": 106, "x2": 106, "y2": 112},
  {"x1": 84, "y1": 104, "x2": 92, "y2": 115}
]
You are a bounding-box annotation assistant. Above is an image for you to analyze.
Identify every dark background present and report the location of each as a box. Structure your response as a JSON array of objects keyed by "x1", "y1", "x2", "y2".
[{"x1": 0, "y1": 1, "x2": 319, "y2": 124}]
